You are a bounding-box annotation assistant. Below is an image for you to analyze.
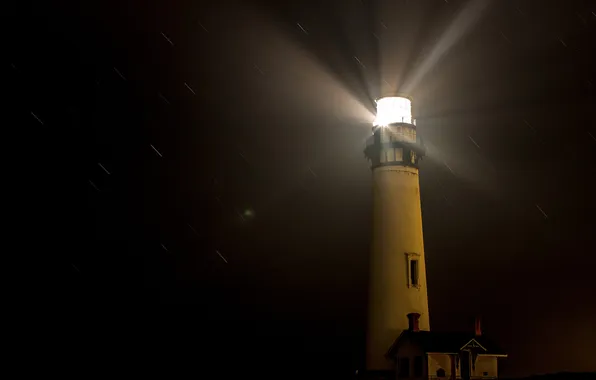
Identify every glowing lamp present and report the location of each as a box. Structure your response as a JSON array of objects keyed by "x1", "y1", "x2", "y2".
[{"x1": 373, "y1": 96, "x2": 414, "y2": 126}]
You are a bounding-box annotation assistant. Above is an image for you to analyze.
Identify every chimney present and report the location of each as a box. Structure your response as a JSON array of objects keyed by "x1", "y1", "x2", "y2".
[
  {"x1": 474, "y1": 316, "x2": 482, "y2": 336},
  {"x1": 407, "y1": 313, "x2": 421, "y2": 332}
]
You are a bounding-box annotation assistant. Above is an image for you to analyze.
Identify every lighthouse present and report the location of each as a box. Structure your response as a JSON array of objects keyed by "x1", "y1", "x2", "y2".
[{"x1": 363, "y1": 96, "x2": 431, "y2": 371}]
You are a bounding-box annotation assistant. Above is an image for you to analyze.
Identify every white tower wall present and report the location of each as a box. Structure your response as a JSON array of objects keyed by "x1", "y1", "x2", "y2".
[
  {"x1": 364, "y1": 96, "x2": 431, "y2": 371},
  {"x1": 366, "y1": 165, "x2": 430, "y2": 370}
]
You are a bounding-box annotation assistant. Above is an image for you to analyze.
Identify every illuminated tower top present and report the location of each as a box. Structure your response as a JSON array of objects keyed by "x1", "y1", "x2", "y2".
[
  {"x1": 364, "y1": 96, "x2": 425, "y2": 169},
  {"x1": 373, "y1": 96, "x2": 415, "y2": 126}
]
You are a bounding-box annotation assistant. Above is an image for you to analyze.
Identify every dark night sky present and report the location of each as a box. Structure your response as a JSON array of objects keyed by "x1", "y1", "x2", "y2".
[{"x1": 9, "y1": 0, "x2": 596, "y2": 377}]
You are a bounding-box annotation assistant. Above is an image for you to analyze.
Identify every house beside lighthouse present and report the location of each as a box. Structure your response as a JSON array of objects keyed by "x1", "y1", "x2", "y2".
[
  {"x1": 359, "y1": 96, "x2": 507, "y2": 380},
  {"x1": 385, "y1": 315, "x2": 507, "y2": 380}
]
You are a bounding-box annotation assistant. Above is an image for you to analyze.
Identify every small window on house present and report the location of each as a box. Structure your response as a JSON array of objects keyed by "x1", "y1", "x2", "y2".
[
  {"x1": 413, "y1": 356, "x2": 423, "y2": 377},
  {"x1": 437, "y1": 369, "x2": 446, "y2": 378},
  {"x1": 399, "y1": 357, "x2": 410, "y2": 378},
  {"x1": 410, "y1": 259, "x2": 419, "y2": 286}
]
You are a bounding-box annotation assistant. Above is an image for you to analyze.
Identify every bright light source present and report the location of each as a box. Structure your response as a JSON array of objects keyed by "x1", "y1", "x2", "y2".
[{"x1": 373, "y1": 96, "x2": 413, "y2": 126}]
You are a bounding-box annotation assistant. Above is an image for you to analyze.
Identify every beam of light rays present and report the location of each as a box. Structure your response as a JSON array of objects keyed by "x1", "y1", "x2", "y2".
[
  {"x1": 401, "y1": 0, "x2": 493, "y2": 94},
  {"x1": 419, "y1": 90, "x2": 594, "y2": 122},
  {"x1": 249, "y1": 1, "x2": 378, "y2": 114},
  {"x1": 215, "y1": 1, "x2": 508, "y2": 222},
  {"x1": 375, "y1": 0, "x2": 435, "y2": 97},
  {"x1": 236, "y1": 5, "x2": 375, "y2": 125},
  {"x1": 320, "y1": 0, "x2": 378, "y2": 109},
  {"x1": 420, "y1": 135, "x2": 501, "y2": 198},
  {"x1": 255, "y1": 127, "x2": 373, "y2": 214}
]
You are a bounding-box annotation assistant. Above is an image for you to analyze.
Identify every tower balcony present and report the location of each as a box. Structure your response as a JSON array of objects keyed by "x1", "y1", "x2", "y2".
[{"x1": 364, "y1": 126, "x2": 426, "y2": 169}]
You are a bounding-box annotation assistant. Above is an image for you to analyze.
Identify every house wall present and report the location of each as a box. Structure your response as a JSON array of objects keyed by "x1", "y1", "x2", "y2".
[
  {"x1": 427, "y1": 353, "x2": 452, "y2": 378},
  {"x1": 395, "y1": 340, "x2": 426, "y2": 380},
  {"x1": 427, "y1": 354, "x2": 499, "y2": 379},
  {"x1": 472, "y1": 356, "x2": 498, "y2": 378}
]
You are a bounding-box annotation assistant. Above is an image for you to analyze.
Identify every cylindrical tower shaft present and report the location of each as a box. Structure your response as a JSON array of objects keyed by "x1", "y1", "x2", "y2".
[{"x1": 363, "y1": 96, "x2": 430, "y2": 371}]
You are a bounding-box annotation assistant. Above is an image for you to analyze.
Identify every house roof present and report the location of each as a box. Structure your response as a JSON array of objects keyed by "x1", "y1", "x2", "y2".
[{"x1": 387, "y1": 330, "x2": 507, "y2": 358}]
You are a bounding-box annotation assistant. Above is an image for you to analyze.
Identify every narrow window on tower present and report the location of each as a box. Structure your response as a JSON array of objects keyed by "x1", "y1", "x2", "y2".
[
  {"x1": 405, "y1": 253, "x2": 421, "y2": 288},
  {"x1": 410, "y1": 259, "x2": 419, "y2": 287}
]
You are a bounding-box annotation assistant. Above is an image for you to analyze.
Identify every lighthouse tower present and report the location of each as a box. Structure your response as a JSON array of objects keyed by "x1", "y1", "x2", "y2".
[{"x1": 363, "y1": 96, "x2": 430, "y2": 371}]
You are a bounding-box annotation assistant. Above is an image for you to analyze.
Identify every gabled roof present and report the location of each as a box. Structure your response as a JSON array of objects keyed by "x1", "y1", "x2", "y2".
[
  {"x1": 460, "y1": 338, "x2": 487, "y2": 351},
  {"x1": 386, "y1": 330, "x2": 507, "y2": 358}
]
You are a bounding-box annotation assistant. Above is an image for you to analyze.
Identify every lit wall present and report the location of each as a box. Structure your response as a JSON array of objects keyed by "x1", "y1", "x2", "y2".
[{"x1": 427, "y1": 353, "x2": 452, "y2": 378}]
